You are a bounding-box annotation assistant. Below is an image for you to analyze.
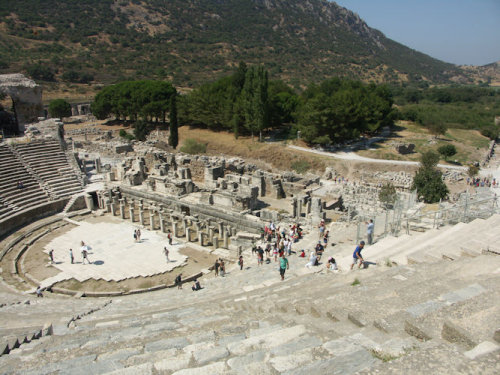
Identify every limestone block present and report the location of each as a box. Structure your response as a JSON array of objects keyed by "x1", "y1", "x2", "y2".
[
  {"x1": 441, "y1": 320, "x2": 477, "y2": 349},
  {"x1": 0, "y1": 74, "x2": 43, "y2": 131},
  {"x1": 463, "y1": 341, "x2": 499, "y2": 360}
]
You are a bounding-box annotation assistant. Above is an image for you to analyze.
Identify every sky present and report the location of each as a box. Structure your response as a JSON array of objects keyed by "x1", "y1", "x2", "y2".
[{"x1": 333, "y1": 0, "x2": 500, "y2": 66}]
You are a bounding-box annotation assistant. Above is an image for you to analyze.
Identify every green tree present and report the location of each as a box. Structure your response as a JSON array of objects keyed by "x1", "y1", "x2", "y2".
[
  {"x1": 426, "y1": 121, "x2": 448, "y2": 139},
  {"x1": 438, "y1": 144, "x2": 457, "y2": 161},
  {"x1": 48, "y1": 99, "x2": 71, "y2": 118},
  {"x1": 378, "y1": 182, "x2": 397, "y2": 208},
  {"x1": 241, "y1": 66, "x2": 269, "y2": 141},
  {"x1": 133, "y1": 120, "x2": 152, "y2": 141},
  {"x1": 467, "y1": 165, "x2": 479, "y2": 178},
  {"x1": 412, "y1": 151, "x2": 448, "y2": 203},
  {"x1": 420, "y1": 150, "x2": 440, "y2": 169},
  {"x1": 169, "y1": 94, "x2": 179, "y2": 149}
]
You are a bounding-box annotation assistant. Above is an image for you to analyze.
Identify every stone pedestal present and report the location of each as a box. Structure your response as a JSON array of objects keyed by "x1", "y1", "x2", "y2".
[
  {"x1": 198, "y1": 232, "x2": 204, "y2": 246},
  {"x1": 218, "y1": 222, "x2": 224, "y2": 236},
  {"x1": 159, "y1": 212, "x2": 165, "y2": 233},
  {"x1": 209, "y1": 227, "x2": 215, "y2": 244},
  {"x1": 213, "y1": 236, "x2": 219, "y2": 249},
  {"x1": 139, "y1": 207, "x2": 145, "y2": 226},
  {"x1": 110, "y1": 202, "x2": 116, "y2": 216},
  {"x1": 185, "y1": 227, "x2": 191, "y2": 241},
  {"x1": 223, "y1": 230, "x2": 229, "y2": 249},
  {"x1": 84, "y1": 194, "x2": 95, "y2": 211},
  {"x1": 129, "y1": 206, "x2": 135, "y2": 222},
  {"x1": 150, "y1": 212, "x2": 155, "y2": 230},
  {"x1": 119, "y1": 200, "x2": 125, "y2": 219}
]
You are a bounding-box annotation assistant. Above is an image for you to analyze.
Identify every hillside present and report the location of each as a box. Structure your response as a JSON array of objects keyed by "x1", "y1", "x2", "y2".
[{"x1": 0, "y1": 0, "x2": 477, "y2": 87}]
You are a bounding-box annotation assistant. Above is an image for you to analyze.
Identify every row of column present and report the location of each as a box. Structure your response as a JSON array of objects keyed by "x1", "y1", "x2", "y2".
[{"x1": 98, "y1": 192, "x2": 232, "y2": 249}]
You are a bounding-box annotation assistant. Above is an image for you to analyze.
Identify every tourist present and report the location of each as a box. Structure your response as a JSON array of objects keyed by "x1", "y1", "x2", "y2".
[
  {"x1": 167, "y1": 230, "x2": 173, "y2": 245},
  {"x1": 69, "y1": 249, "x2": 74, "y2": 264},
  {"x1": 257, "y1": 246, "x2": 264, "y2": 266},
  {"x1": 192, "y1": 279, "x2": 202, "y2": 291},
  {"x1": 49, "y1": 249, "x2": 54, "y2": 264},
  {"x1": 82, "y1": 248, "x2": 91, "y2": 264},
  {"x1": 133, "y1": 230, "x2": 137, "y2": 242},
  {"x1": 175, "y1": 273, "x2": 182, "y2": 289},
  {"x1": 279, "y1": 254, "x2": 289, "y2": 281},
  {"x1": 214, "y1": 259, "x2": 220, "y2": 276},
  {"x1": 17, "y1": 181, "x2": 24, "y2": 189},
  {"x1": 137, "y1": 229, "x2": 141, "y2": 242},
  {"x1": 220, "y1": 259, "x2": 226, "y2": 276},
  {"x1": 318, "y1": 220, "x2": 325, "y2": 239},
  {"x1": 327, "y1": 257, "x2": 338, "y2": 272},
  {"x1": 238, "y1": 255, "x2": 244, "y2": 270},
  {"x1": 265, "y1": 243, "x2": 271, "y2": 259},
  {"x1": 323, "y1": 230, "x2": 329, "y2": 245},
  {"x1": 305, "y1": 251, "x2": 317, "y2": 268},
  {"x1": 366, "y1": 219, "x2": 374, "y2": 245},
  {"x1": 164, "y1": 246, "x2": 170, "y2": 262},
  {"x1": 351, "y1": 241, "x2": 365, "y2": 270},
  {"x1": 315, "y1": 241, "x2": 324, "y2": 260},
  {"x1": 273, "y1": 243, "x2": 278, "y2": 262},
  {"x1": 299, "y1": 249, "x2": 306, "y2": 258},
  {"x1": 35, "y1": 286, "x2": 43, "y2": 298}
]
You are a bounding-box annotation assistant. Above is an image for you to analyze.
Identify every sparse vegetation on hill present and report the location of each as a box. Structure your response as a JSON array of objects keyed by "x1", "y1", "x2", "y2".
[
  {"x1": 0, "y1": 0, "x2": 471, "y2": 86},
  {"x1": 394, "y1": 85, "x2": 500, "y2": 139}
]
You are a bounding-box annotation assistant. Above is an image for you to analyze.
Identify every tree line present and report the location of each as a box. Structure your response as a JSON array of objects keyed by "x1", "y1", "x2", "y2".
[
  {"x1": 177, "y1": 63, "x2": 395, "y2": 144},
  {"x1": 91, "y1": 80, "x2": 176, "y2": 124}
]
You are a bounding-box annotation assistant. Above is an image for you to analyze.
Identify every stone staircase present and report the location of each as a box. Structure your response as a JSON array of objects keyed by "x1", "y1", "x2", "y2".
[
  {"x1": 335, "y1": 214, "x2": 500, "y2": 270},
  {"x1": 0, "y1": 144, "x2": 50, "y2": 220},
  {"x1": 12, "y1": 140, "x2": 84, "y2": 199},
  {"x1": 0, "y1": 243, "x2": 498, "y2": 374}
]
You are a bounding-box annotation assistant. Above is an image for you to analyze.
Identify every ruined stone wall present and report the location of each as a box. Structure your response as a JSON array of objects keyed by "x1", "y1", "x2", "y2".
[{"x1": 0, "y1": 74, "x2": 44, "y2": 132}]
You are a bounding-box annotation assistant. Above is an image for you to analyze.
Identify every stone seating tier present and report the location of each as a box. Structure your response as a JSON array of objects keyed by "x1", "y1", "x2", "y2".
[{"x1": 0, "y1": 250, "x2": 497, "y2": 374}]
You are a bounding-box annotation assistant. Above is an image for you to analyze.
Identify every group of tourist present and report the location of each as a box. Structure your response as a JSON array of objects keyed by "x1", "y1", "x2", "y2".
[
  {"x1": 214, "y1": 258, "x2": 226, "y2": 276},
  {"x1": 467, "y1": 177, "x2": 496, "y2": 188},
  {"x1": 133, "y1": 229, "x2": 142, "y2": 242},
  {"x1": 46, "y1": 240, "x2": 92, "y2": 265}
]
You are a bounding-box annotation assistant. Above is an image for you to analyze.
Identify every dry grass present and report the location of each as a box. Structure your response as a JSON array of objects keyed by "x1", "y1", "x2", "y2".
[
  {"x1": 178, "y1": 127, "x2": 327, "y2": 173},
  {"x1": 358, "y1": 121, "x2": 491, "y2": 166}
]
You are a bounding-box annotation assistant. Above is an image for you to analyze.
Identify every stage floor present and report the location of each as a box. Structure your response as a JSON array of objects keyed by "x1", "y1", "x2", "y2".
[{"x1": 39, "y1": 219, "x2": 187, "y2": 288}]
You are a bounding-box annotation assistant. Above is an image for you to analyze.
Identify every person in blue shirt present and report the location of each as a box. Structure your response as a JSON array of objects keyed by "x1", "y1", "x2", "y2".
[{"x1": 351, "y1": 241, "x2": 365, "y2": 270}]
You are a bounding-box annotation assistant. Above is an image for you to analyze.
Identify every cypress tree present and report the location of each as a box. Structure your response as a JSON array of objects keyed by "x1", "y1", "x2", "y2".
[{"x1": 169, "y1": 94, "x2": 179, "y2": 149}]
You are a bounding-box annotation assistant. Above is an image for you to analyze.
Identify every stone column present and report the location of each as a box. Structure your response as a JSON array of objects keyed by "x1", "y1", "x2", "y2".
[
  {"x1": 213, "y1": 236, "x2": 219, "y2": 249},
  {"x1": 149, "y1": 211, "x2": 155, "y2": 230},
  {"x1": 292, "y1": 197, "x2": 297, "y2": 218},
  {"x1": 307, "y1": 199, "x2": 312, "y2": 214},
  {"x1": 159, "y1": 211, "x2": 165, "y2": 233},
  {"x1": 198, "y1": 231, "x2": 204, "y2": 246},
  {"x1": 129, "y1": 203, "x2": 135, "y2": 223},
  {"x1": 185, "y1": 227, "x2": 191, "y2": 242},
  {"x1": 194, "y1": 221, "x2": 201, "y2": 237},
  {"x1": 95, "y1": 158, "x2": 102, "y2": 173},
  {"x1": 139, "y1": 204, "x2": 145, "y2": 226},
  {"x1": 297, "y1": 198, "x2": 302, "y2": 219},
  {"x1": 173, "y1": 221, "x2": 179, "y2": 238},
  {"x1": 218, "y1": 222, "x2": 224, "y2": 236},
  {"x1": 223, "y1": 230, "x2": 229, "y2": 249},
  {"x1": 209, "y1": 227, "x2": 215, "y2": 244},
  {"x1": 119, "y1": 199, "x2": 126, "y2": 218}
]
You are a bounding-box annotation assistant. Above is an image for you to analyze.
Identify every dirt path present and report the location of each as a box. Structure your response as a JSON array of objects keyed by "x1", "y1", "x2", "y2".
[{"x1": 288, "y1": 145, "x2": 467, "y2": 171}]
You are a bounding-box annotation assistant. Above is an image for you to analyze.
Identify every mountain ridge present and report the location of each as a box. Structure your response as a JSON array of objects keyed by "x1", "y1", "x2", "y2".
[{"x1": 0, "y1": 0, "x2": 496, "y2": 87}]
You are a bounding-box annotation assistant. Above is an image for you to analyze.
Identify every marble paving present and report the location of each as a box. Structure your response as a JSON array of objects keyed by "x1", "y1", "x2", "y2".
[{"x1": 39, "y1": 221, "x2": 187, "y2": 288}]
